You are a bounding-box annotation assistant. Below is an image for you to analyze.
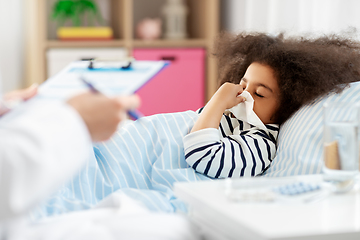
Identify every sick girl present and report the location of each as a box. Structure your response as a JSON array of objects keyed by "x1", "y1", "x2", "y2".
[
  {"x1": 37, "y1": 32, "x2": 360, "y2": 216},
  {"x1": 184, "y1": 32, "x2": 360, "y2": 178}
]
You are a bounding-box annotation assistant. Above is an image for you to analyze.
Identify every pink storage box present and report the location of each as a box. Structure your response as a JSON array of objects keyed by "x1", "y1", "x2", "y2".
[{"x1": 133, "y1": 48, "x2": 205, "y2": 116}]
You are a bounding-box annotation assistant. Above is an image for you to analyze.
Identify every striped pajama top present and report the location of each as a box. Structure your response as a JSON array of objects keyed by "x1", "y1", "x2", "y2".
[{"x1": 183, "y1": 109, "x2": 279, "y2": 178}]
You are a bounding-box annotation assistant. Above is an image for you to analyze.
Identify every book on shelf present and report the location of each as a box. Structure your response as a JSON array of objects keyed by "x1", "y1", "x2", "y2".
[{"x1": 57, "y1": 27, "x2": 114, "y2": 41}]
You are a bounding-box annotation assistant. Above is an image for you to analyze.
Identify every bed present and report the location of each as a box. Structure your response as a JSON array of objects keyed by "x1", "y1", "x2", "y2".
[{"x1": 27, "y1": 81, "x2": 360, "y2": 239}]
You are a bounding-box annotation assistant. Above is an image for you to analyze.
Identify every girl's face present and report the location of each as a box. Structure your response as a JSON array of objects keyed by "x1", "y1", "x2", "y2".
[{"x1": 240, "y1": 62, "x2": 280, "y2": 124}]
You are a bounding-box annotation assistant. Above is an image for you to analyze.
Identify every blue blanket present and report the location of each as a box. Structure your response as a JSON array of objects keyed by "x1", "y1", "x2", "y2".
[{"x1": 33, "y1": 111, "x2": 211, "y2": 218}]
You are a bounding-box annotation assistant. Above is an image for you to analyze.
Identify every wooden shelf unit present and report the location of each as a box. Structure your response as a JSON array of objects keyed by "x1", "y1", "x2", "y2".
[{"x1": 25, "y1": 0, "x2": 220, "y2": 100}]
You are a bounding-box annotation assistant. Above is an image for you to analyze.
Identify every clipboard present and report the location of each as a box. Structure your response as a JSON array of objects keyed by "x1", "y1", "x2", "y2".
[{"x1": 38, "y1": 59, "x2": 169, "y2": 100}]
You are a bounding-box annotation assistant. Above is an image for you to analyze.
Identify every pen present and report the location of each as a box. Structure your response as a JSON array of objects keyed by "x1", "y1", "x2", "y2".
[{"x1": 80, "y1": 76, "x2": 143, "y2": 120}]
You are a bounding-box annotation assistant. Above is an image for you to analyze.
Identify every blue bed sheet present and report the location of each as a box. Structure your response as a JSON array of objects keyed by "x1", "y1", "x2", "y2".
[{"x1": 33, "y1": 111, "x2": 211, "y2": 218}]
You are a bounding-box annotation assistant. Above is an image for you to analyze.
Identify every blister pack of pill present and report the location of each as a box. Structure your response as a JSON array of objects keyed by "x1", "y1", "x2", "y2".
[{"x1": 273, "y1": 182, "x2": 321, "y2": 196}]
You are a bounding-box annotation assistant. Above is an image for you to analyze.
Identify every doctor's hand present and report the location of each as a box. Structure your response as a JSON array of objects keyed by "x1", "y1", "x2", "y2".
[
  {"x1": 3, "y1": 83, "x2": 38, "y2": 101},
  {"x1": 0, "y1": 84, "x2": 39, "y2": 116},
  {"x1": 67, "y1": 93, "x2": 140, "y2": 142}
]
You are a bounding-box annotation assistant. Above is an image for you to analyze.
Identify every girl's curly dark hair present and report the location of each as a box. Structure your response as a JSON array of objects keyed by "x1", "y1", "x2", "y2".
[{"x1": 215, "y1": 31, "x2": 360, "y2": 125}]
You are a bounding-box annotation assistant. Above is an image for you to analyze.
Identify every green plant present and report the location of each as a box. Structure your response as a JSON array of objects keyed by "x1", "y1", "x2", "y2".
[{"x1": 51, "y1": 0, "x2": 105, "y2": 27}]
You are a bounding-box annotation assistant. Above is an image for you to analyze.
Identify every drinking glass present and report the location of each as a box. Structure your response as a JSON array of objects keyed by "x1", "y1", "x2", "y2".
[{"x1": 323, "y1": 102, "x2": 359, "y2": 182}]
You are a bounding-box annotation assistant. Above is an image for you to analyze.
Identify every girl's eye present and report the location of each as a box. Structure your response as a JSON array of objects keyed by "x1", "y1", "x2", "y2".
[{"x1": 255, "y1": 92, "x2": 264, "y2": 98}]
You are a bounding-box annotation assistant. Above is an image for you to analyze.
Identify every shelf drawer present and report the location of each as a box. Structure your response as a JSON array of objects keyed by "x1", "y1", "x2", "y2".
[
  {"x1": 133, "y1": 48, "x2": 205, "y2": 116},
  {"x1": 46, "y1": 48, "x2": 127, "y2": 78}
]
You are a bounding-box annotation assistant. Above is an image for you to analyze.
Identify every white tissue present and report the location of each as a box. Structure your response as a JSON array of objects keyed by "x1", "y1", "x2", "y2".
[{"x1": 228, "y1": 91, "x2": 268, "y2": 132}]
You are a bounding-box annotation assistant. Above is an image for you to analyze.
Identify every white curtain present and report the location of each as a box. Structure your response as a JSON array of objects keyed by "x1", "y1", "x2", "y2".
[{"x1": 222, "y1": 0, "x2": 360, "y2": 37}]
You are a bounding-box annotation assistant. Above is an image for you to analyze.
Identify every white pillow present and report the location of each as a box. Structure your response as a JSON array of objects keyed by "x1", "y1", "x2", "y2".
[{"x1": 264, "y1": 81, "x2": 360, "y2": 177}]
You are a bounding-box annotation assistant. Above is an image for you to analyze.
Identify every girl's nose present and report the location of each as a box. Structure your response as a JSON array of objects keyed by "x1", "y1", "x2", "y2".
[
  {"x1": 245, "y1": 88, "x2": 254, "y2": 98},
  {"x1": 240, "y1": 90, "x2": 253, "y2": 102}
]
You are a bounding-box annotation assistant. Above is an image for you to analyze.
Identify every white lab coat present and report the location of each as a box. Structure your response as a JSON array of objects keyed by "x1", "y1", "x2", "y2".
[{"x1": 0, "y1": 99, "x2": 92, "y2": 235}]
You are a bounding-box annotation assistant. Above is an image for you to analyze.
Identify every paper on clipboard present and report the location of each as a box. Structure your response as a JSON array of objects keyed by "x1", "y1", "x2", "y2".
[{"x1": 38, "y1": 60, "x2": 169, "y2": 100}]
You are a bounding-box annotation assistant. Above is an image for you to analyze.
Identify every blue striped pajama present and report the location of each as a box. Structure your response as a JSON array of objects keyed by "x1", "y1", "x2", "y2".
[{"x1": 184, "y1": 110, "x2": 279, "y2": 178}]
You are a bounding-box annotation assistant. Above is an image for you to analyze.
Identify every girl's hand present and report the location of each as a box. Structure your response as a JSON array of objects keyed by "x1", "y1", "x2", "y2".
[
  {"x1": 209, "y1": 82, "x2": 245, "y2": 111},
  {"x1": 190, "y1": 83, "x2": 245, "y2": 133}
]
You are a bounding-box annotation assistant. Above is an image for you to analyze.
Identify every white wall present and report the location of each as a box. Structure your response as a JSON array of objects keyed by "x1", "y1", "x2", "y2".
[{"x1": 0, "y1": 0, "x2": 24, "y2": 93}]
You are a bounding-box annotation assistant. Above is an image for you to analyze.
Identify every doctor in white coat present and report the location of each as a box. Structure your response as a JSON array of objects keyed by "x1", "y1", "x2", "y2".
[{"x1": 0, "y1": 80, "x2": 140, "y2": 237}]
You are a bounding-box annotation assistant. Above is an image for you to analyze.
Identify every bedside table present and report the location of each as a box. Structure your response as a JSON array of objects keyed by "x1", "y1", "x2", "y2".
[{"x1": 174, "y1": 175, "x2": 360, "y2": 240}]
